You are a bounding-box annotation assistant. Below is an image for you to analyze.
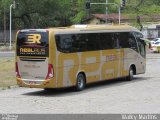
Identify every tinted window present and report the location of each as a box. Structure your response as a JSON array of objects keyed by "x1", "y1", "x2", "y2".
[
  {"x1": 134, "y1": 32, "x2": 143, "y2": 39},
  {"x1": 134, "y1": 32, "x2": 146, "y2": 57},
  {"x1": 99, "y1": 33, "x2": 115, "y2": 49},
  {"x1": 137, "y1": 40, "x2": 146, "y2": 58},
  {"x1": 55, "y1": 33, "x2": 101, "y2": 53},
  {"x1": 17, "y1": 32, "x2": 49, "y2": 57},
  {"x1": 128, "y1": 32, "x2": 139, "y2": 52},
  {"x1": 115, "y1": 32, "x2": 129, "y2": 48},
  {"x1": 55, "y1": 32, "x2": 141, "y2": 53},
  {"x1": 86, "y1": 33, "x2": 100, "y2": 51},
  {"x1": 55, "y1": 34, "x2": 73, "y2": 52}
]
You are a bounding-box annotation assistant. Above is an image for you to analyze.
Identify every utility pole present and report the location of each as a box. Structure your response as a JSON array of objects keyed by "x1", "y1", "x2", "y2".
[
  {"x1": 3, "y1": 7, "x2": 6, "y2": 45},
  {"x1": 106, "y1": 0, "x2": 108, "y2": 23},
  {"x1": 9, "y1": 1, "x2": 16, "y2": 50},
  {"x1": 118, "y1": 6, "x2": 121, "y2": 24}
]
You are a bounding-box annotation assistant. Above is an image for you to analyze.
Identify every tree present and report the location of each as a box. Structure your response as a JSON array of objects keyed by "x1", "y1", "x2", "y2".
[
  {"x1": 0, "y1": 0, "x2": 160, "y2": 30},
  {"x1": 0, "y1": 0, "x2": 12, "y2": 44},
  {"x1": 13, "y1": 0, "x2": 61, "y2": 28},
  {"x1": 70, "y1": 0, "x2": 86, "y2": 24}
]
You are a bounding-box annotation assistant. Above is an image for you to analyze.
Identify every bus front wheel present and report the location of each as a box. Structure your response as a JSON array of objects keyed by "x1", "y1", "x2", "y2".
[
  {"x1": 127, "y1": 66, "x2": 134, "y2": 81},
  {"x1": 75, "y1": 73, "x2": 86, "y2": 91}
]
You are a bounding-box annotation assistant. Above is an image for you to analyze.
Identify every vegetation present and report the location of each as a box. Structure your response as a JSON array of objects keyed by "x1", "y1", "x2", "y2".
[
  {"x1": 0, "y1": 58, "x2": 16, "y2": 88},
  {"x1": 0, "y1": 0, "x2": 160, "y2": 29}
]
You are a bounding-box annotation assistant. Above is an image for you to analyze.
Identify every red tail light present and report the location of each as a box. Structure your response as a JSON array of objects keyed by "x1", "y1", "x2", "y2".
[
  {"x1": 45, "y1": 64, "x2": 54, "y2": 80},
  {"x1": 16, "y1": 62, "x2": 21, "y2": 78}
]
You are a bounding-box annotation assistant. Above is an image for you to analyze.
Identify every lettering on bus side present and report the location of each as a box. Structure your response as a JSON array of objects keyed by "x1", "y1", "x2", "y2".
[
  {"x1": 57, "y1": 50, "x2": 126, "y2": 87},
  {"x1": 57, "y1": 52, "x2": 101, "y2": 86},
  {"x1": 57, "y1": 53, "x2": 79, "y2": 87},
  {"x1": 81, "y1": 51, "x2": 100, "y2": 82},
  {"x1": 102, "y1": 50, "x2": 115, "y2": 80}
]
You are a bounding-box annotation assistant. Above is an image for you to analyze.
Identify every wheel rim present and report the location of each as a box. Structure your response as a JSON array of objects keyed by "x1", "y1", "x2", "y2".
[
  {"x1": 130, "y1": 68, "x2": 134, "y2": 80},
  {"x1": 77, "y1": 76, "x2": 84, "y2": 89}
]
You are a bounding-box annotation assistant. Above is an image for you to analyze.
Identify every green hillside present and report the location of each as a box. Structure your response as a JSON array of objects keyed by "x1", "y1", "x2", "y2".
[{"x1": 0, "y1": 0, "x2": 159, "y2": 29}]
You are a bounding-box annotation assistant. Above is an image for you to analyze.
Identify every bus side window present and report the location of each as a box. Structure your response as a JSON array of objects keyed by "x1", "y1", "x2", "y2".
[
  {"x1": 99, "y1": 33, "x2": 114, "y2": 50},
  {"x1": 116, "y1": 32, "x2": 130, "y2": 49},
  {"x1": 77, "y1": 34, "x2": 88, "y2": 52},
  {"x1": 55, "y1": 34, "x2": 73, "y2": 53},
  {"x1": 134, "y1": 32, "x2": 146, "y2": 58},
  {"x1": 138, "y1": 40, "x2": 146, "y2": 58},
  {"x1": 86, "y1": 33, "x2": 100, "y2": 51},
  {"x1": 128, "y1": 33, "x2": 139, "y2": 52}
]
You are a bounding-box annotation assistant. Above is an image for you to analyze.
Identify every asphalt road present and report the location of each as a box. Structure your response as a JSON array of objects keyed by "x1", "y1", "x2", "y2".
[{"x1": 0, "y1": 53, "x2": 160, "y2": 114}]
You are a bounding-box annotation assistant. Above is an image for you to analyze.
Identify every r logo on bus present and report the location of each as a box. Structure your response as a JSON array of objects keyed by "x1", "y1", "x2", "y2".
[{"x1": 26, "y1": 34, "x2": 41, "y2": 44}]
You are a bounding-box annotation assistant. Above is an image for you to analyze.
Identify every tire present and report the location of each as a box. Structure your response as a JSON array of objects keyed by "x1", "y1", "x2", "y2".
[
  {"x1": 127, "y1": 66, "x2": 134, "y2": 81},
  {"x1": 44, "y1": 88, "x2": 53, "y2": 91},
  {"x1": 75, "y1": 73, "x2": 86, "y2": 91}
]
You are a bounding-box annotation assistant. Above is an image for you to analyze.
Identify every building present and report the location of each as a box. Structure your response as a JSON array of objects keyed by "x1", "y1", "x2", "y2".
[
  {"x1": 82, "y1": 13, "x2": 160, "y2": 39},
  {"x1": 82, "y1": 13, "x2": 131, "y2": 24}
]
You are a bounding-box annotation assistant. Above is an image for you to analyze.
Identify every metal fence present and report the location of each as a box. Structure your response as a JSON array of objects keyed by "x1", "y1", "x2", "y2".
[{"x1": 0, "y1": 30, "x2": 17, "y2": 44}]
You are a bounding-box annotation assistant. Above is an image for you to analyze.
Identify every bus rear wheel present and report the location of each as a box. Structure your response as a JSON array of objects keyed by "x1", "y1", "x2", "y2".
[
  {"x1": 127, "y1": 66, "x2": 134, "y2": 81},
  {"x1": 44, "y1": 88, "x2": 53, "y2": 91},
  {"x1": 75, "y1": 73, "x2": 86, "y2": 91}
]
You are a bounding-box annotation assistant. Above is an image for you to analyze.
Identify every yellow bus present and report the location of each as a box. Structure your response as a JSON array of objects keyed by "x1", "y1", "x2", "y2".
[{"x1": 16, "y1": 25, "x2": 146, "y2": 91}]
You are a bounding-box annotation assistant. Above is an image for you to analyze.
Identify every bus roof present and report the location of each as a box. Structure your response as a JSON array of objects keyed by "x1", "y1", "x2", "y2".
[
  {"x1": 19, "y1": 24, "x2": 140, "y2": 33},
  {"x1": 48, "y1": 24, "x2": 140, "y2": 33}
]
